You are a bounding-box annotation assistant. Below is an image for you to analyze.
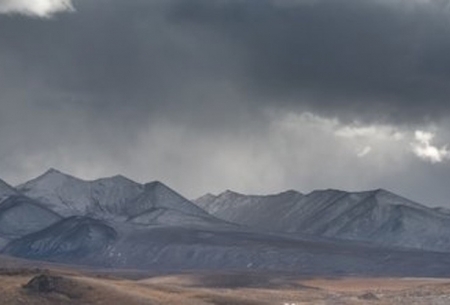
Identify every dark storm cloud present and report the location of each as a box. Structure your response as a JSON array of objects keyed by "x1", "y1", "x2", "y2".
[
  {"x1": 0, "y1": 0, "x2": 252, "y2": 130},
  {"x1": 2, "y1": 0, "x2": 450, "y2": 206},
  {"x1": 1, "y1": 0, "x2": 450, "y2": 125},
  {"x1": 168, "y1": 0, "x2": 450, "y2": 123}
]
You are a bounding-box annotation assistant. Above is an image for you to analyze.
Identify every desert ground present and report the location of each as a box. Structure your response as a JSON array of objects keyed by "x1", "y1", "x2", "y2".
[{"x1": 1, "y1": 255, "x2": 450, "y2": 305}]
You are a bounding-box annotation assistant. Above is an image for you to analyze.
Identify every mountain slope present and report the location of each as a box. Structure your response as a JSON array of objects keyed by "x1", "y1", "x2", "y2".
[
  {"x1": 0, "y1": 195, "x2": 62, "y2": 239},
  {"x1": 194, "y1": 189, "x2": 450, "y2": 252},
  {"x1": 5, "y1": 220, "x2": 450, "y2": 277},
  {"x1": 128, "y1": 207, "x2": 233, "y2": 228},
  {"x1": 195, "y1": 190, "x2": 304, "y2": 232},
  {"x1": 124, "y1": 182, "x2": 236, "y2": 228},
  {"x1": 2, "y1": 216, "x2": 117, "y2": 263},
  {"x1": 126, "y1": 181, "x2": 209, "y2": 217}
]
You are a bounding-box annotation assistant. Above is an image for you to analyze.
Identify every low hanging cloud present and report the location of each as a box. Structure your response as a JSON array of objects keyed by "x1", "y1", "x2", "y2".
[
  {"x1": 0, "y1": 0, "x2": 74, "y2": 17},
  {"x1": 412, "y1": 131, "x2": 450, "y2": 163}
]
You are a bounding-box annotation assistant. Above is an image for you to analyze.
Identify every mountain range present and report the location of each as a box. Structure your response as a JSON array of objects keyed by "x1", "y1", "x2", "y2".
[
  {"x1": 194, "y1": 189, "x2": 450, "y2": 252},
  {"x1": 2, "y1": 169, "x2": 450, "y2": 276}
]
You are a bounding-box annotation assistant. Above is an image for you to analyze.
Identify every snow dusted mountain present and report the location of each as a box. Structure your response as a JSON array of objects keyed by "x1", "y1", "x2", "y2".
[
  {"x1": 0, "y1": 179, "x2": 18, "y2": 203},
  {"x1": 5, "y1": 168, "x2": 450, "y2": 276},
  {"x1": 17, "y1": 169, "x2": 229, "y2": 228},
  {"x1": 195, "y1": 190, "x2": 304, "y2": 230},
  {"x1": 17, "y1": 169, "x2": 145, "y2": 217},
  {"x1": 194, "y1": 189, "x2": 450, "y2": 252}
]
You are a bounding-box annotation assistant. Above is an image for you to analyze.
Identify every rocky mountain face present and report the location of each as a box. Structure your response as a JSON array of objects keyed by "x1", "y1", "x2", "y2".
[
  {"x1": 194, "y1": 189, "x2": 450, "y2": 252},
  {"x1": 17, "y1": 170, "x2": 233, "y2": 230},
  {"x1": 2, "y1": 169, "x2": 450, "y2": 276},
  {"x1": 17, "y1": 169, "x2": 145, "y2": 218},
  {"x1": 16, "y1": 169, "x2": 224, "y2": 226}
]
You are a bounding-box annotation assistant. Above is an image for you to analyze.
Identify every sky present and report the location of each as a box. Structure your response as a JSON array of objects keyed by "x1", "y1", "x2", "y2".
[{"x1": 1, "y1": 0, "x2": 450, "y2": 206}]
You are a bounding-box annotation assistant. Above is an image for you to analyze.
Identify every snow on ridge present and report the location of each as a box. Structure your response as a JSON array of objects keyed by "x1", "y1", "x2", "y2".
[
  {"x1": 17, "y1": 169, "x2": 144, "y2": 217},
  {"x1": 201, "y1": 189, "x2": 303, "y2": 203},
  {"x1": 203, "y1": 187, "x2": 434, "y2": 213},
  {"x1": 15, "y1": 169, "x2": 209, "y2": 221},
  {"x1": 193, "y1": 186, "x2": 450, "y2": 252}
]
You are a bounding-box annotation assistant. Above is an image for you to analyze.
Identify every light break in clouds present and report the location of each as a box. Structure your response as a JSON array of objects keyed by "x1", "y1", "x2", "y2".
[
  {"x1": 412, "y1": 131, "x2": 450, "y2": 163},
  {"x1": 0, "y1": 0, "x2": 74, "y2": 17}
]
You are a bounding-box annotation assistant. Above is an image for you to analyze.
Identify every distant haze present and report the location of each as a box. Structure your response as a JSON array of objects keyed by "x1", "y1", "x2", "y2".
[{"x1": 1, "y1": 0, "x2": 450, "y2": 207}]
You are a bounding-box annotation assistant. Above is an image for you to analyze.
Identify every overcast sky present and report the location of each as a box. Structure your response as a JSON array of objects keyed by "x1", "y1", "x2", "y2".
[{"x1": 1, "y1": 0, "x2": 450, "y2": 206}]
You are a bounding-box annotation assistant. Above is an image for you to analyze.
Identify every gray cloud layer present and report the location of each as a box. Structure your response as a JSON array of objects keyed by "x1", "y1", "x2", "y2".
[
  {"x1": 3, "y1": 0, "x2": 450, "y2": 123},
  {"x1": 170, "y1": 0, "x2": 450, "y2": 123},
  {"x1": 1, "y1": 0, "x2": 450, "y2": 206}
]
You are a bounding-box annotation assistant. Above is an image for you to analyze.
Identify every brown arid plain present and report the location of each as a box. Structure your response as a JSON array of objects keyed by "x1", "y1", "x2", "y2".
[{"x1": 1, "y1": 255, "x2": 450, "y2": 305}]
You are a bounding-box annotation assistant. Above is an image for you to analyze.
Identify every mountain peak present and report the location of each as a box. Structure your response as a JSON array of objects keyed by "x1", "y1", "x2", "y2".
[
  {"x1": 18, "y1": 168, "x2": 80, "y2": 190},
  {"x1": 40, "y1": 168, "x2": 70, "y2": 178},
  {"x1": 221, "y1": 190, "x2": 243, "y2": 197},
  {"x1": 94, "y1": 174, "x2": 140, "y2": 186},
  {"x1": 370, "y1": 188, "x2": 428, "y2": 211},
  {"x1": 110, "y1": 174, "x2": 131, "y2": 181},
  {"x1": 126, "y1": 181, "x2": 208, "y2": 217},
  {"x1": 36, "y1": 168, "x2": 79, "y2": 181},
  {"x1": 143, "y1": 181, "x2": 174, "y2": 193},
  {"x1": 45, "y1": 168, "x2": 61, "y2": 174},
  {"x1": 277, "y1": 189, "x2": 303, "y2": 197},
  {"x1": 144, "y1": 180, "x2": 165, "y2": 189},
  {"x1": 194, "y1": 193, "x2": 217, "y2": 202},
  {"x1": 372, "y1": 188, "x2": 391, "y2": 195}
]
